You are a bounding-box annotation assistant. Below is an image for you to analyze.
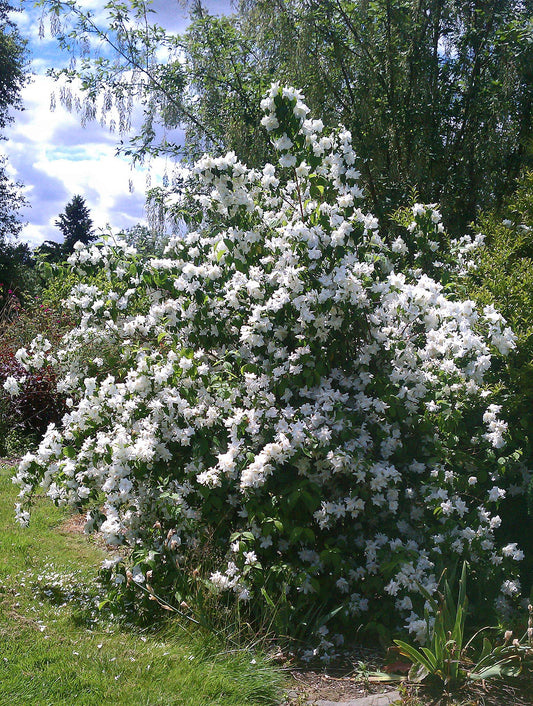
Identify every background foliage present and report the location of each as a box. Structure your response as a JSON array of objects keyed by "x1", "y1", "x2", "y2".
[
  {"x1": 0, "y1": 0, "x2": 29, "y2": 294},
  {"x1": 38, "y1": 0, "x2": 533, "y2": 235}
]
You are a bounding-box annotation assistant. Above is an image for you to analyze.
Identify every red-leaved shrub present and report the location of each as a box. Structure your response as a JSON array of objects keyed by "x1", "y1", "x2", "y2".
[{"x1": 0, "y1": 346, "x2": 65, "y2": 434}]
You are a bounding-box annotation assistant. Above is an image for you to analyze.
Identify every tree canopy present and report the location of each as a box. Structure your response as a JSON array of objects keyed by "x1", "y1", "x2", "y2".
[
  {"x1": 184, "y1": 0, "x2": 533, "y2": 232},
  {"x1": 55, "y1": 194, "x2": 95, "y2": 251},
  {"x1": 39, "y1": 195, "x2": 95, "y2": 262},
  {"x1": 0, "y1": 1, "x2": 29, "y2": 295},
  {"x1": 0, "y1": 0, "x2": 27, "y2": 130},
  {"x1": 36, "y1": 0, "x2": 533, "y2": 234}
]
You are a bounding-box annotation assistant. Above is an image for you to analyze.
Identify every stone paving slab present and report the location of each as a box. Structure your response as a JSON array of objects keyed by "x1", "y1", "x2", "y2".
[{"x1": 311, "y1": 689, "x2": 402, "y2": 706}]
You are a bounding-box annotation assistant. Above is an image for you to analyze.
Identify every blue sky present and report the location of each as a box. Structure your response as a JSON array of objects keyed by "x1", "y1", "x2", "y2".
[{"x1": 2, "y1": 0, "x2": 232, "y2": 246}]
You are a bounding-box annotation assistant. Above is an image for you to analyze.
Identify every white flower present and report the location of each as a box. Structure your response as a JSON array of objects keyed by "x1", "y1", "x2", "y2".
[
  {"x1": 272, "y1": 134, "x2": 293, "y2": 151},
  {"x1": 3, "y1": 376, "x2": 21, "y2": 396},
  {"x1": 244, "y1": 551, "x2": 257, "y2": 565},
  {"x1": 237, "y1": 586, "x2": 251, "y2": 601},
  {"x1": 502, "y1": 543, "x2": 524, "y2": 561},
  {"x1": 101, "y1": 556, "x2": 121, "y2": 570},
  {"x1": 15, "y1": 503, "x2": 30, "y2": 527},
  {"x1": 405, "y1": 613, "x2": 429, "y2": 644},
  {"x1": 210, "y1": 571, "x2": 232, "y2": 590},
  {"x1": 488, "y1": 487, "x2": 506, "y2": 502},
  {"x1": 501, "y1": 579, "x2": 520, "y2": 596},
  {"x1": 279, "y1": 154, "x2": 296, "y2": 168},
  {"x1": 260, "y1": 114, "x2": 279, "y2": 131},
  {"x1": 336, "y1": 577, "x2": 349, "y2": 593},
  {"x1": 391, "y1": 237, "x2": 407, "y2": 254}
]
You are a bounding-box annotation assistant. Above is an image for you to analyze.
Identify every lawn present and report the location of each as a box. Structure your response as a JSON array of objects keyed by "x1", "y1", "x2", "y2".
[{"x1": 0, "y1": 463, "x2": 285, "y2": 706}]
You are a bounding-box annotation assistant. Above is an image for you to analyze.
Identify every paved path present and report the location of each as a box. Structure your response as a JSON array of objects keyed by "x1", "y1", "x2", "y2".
[{"x1": 311, "y1": 690, "x2": 402, "y2": 706}]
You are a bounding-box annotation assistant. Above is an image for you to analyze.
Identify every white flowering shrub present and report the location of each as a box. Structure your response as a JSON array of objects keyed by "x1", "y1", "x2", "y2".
[{"x1": 13, "y1": 85, "x2": 526, "y2": 640}]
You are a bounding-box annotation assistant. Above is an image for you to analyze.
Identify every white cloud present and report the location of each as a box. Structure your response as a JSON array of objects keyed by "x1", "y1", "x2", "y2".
[
  {"x1": 4, "y1": 0, "x2": 231, "y2": 249},
  {"x1": 4, "y1": 75, "x2": 172, "y2": 247}
]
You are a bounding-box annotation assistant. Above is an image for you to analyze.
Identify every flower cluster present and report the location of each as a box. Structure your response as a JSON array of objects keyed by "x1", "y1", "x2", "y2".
[{"x1": 13, "y1": 85, "x2": 525, "y2": 639}]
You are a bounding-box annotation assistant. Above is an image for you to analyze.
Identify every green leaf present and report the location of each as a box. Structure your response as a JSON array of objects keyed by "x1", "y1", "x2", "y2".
[
  {"x1": 478, "y1": 637, "x2": 493, "y2": 662},
  {"x1": 408, "y1": 663, "x2": 430, "y2": 683},
  {"x1": 366, "y1": 671, "x2": 406, "y2": 683},
  {"x1": 64, "y1": 446, "x2": 77, "y2": 459},
  {"x1": 419, "y1": 647, "x2": 438, "y2": 671},
  {"x1": 394, "y1": 640, "x2": 435, "y2": 675},
  {"x1": 260, "y1": 587, "x2": 276, "y2": 609},
  {"x1": 469, "y1": 660, "x2": 521, "y2": 681}
]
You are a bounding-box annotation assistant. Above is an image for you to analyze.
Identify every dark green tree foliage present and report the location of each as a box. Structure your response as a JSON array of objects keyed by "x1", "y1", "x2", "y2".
[
  {"x1": 178, "y1": 4, "x2": 271, "y2": 165},
  {"x1": 0, "y1": 155, "x2": 25, "y2": 241},
  {"x1": 0, "y1": 0, "x2": 26, "y2": 130},
  {"x1": 40, "y1": 194, "x2": 95, "y2": 262},
  {"x1": 123, "y1": 223, "x2": 167, "y2": 259},
  {"x1": 463, "y1": 172, "x2": 533, "y2": 595},
  {"x1": 216, "y1": 0, "x2": 533, "y2": 233},
  {"x1": 38, "y1": 0, "x2": 533, "y2": 234},
  {"x1": 0, "y1": 238, "x2": 32, "y2": 296},
  {"x1": 55, "y1": 194, "x2": 94, "y2": 251},
  {"x1": 0, "y1": 1, "x2": 29, "y2": 299},
  {"x1": 466, "y1": 172, "x2": 533, "y2": 461},
  {"x1": 0, "y1": 0, "x2": 27, "y2": 240}
]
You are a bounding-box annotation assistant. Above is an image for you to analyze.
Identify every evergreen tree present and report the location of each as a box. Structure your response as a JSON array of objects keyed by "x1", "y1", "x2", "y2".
[
  {"x1": 55, "y1": 194, "x2": 95, "y2": 253},
  {"x1": 39, "y1": 195, "x2": 95, "y2": 262}
]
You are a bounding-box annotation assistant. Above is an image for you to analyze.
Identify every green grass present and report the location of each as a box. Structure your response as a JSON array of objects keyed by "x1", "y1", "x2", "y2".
[{"x1": 0, "y1": 464, "x2": 285, "y2": 705}]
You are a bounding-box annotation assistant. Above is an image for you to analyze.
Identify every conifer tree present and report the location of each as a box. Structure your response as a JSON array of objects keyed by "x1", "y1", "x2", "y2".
[{"x1": 55, "y1": 194, "x2": 95, "y2": 254}]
